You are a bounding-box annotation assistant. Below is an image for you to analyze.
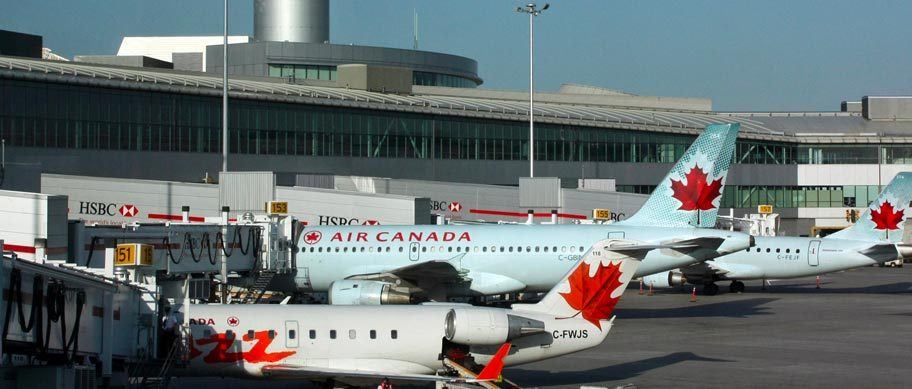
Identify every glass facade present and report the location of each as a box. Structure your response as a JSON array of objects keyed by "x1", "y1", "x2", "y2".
[
  {"x1": 268, "y1": 64, "x2": 337, "y2": 81},
  {"x1": 412, "y1": 71, "x2": 478, "y2": 88},
  {"x1": 0, "y1": 79, "x2": 693, "y2": 162},
  {"x1": 719, "y1": 185, "x2": 884, "y2": 208},
  {"x1": 618, "y1": 185, "x2": 885, "y2": 209},
  {"x1": 2, "y1": 77, "x2": 912, "y2": 210},
  {"x1": 266, "y1": 64, "x2": 478, "y2": 88}
]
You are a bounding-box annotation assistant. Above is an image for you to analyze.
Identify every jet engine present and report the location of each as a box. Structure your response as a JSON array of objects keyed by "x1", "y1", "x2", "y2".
[
  {"x1": 641, "y1": 270, "x2": 688, "y2": 288},
  {"x1": 328, "y1": 280, "x2": 412, "y2": 305},
  {"x1": 444, "y1": 308, "x2": 545, "y2": 346}
]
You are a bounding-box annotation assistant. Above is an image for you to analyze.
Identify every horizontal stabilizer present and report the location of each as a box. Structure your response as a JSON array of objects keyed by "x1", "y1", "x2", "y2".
[
  {"x1": 604, "y1": 237, "x2": 725, "y2": 257},
  {"x1": 859, "y1": 243, "x2": 901, "y2": 263}
]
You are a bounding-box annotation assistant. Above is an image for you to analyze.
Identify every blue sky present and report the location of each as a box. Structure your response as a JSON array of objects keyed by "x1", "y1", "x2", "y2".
[{"x1": 2, "y1": 0, "x2": 911, "y2": 111}]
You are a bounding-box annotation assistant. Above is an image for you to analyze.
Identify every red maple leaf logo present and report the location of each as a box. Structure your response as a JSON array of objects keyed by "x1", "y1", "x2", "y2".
[
  {"x1": 303, "y1": 231, "x2": 322, "y2": 244},
  {"x1": 559, "y1": 261, "x2": 625, "y2": 330},
  {"x1": 870, "y1": 201, "x2": 904, "y2": 231},
  {"x1": 670, "y1": 164, "x2": 723, "y2": 211}
]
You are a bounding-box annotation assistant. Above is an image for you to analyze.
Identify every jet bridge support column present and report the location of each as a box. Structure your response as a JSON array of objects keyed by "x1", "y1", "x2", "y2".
[
  {"x1": 220, "y1": 206, "x2": 230, "y2": 303},
  {"x1": 102, "y1": 248, "x2": 115, "y2": 377}
]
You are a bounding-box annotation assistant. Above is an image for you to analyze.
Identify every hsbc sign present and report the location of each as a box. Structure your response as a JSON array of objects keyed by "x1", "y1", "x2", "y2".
[
  {"x1": 430, "y1": 200, "x2": 463, "y2": 213},
  {"x1": 317, "y1": 215, "x2": 380, "y2": 226},
  {"x1": 78, "y1": 201, "x2": 141, "y2": 218}
]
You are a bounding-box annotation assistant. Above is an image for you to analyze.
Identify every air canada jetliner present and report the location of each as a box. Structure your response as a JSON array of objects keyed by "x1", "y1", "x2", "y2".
[
  {"x1": 290, "y1": 123, "x2": 754, "y2": 304},
  {"x1": 182, "y1": 238, "x2": 641, "y2": 386},
  {"x1": 644, "y1": 172, "x2": 912, "y2": 295}
]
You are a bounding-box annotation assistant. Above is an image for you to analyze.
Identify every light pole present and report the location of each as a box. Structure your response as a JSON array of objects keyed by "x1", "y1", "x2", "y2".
[
  {"x1": 516, "y1": 3, "x2": 548, "y2": 178},
  {"x1": 222, "y1": 0, "x2": 229, "y2": 173}
]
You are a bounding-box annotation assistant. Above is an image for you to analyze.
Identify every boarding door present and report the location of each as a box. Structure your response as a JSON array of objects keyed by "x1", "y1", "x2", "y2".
[
  {"x1": 807, "y1": 240, "x2": 821, "y2": 266},
  {"x1": 409, "y1": 242, "x2": 420, "y2": 261},
  {"x1": 285, "y1": 320, "x2": 299, "y2": 348}
]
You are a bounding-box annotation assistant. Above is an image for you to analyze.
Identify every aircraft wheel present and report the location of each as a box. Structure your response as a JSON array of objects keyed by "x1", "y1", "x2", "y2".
[
  {"x1": 702, "y1": 283, "x2": 719, "y2": 296},
  {"x1": 729, "y1": 281, "x2": 746, "y2": 293}
]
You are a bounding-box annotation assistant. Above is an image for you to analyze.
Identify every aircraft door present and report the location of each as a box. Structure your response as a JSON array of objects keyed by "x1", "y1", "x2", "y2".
[
  {"x1": 608, "y1": 232, "x2": 625, "y2": 240},
  {"x1": 807, "y1": 240, "x2": 821, "y2": 266},
  {"x1": 409, "y1": 242, "x2": 420, "y2": 261},
  {"x1": 285, "y1": 320, "x2": 299, "y2": 348}
]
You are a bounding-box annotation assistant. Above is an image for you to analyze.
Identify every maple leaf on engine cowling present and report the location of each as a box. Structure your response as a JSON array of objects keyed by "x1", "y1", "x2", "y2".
[
  {"x1": 870, "y1": 201, "x2": 904, "y2": 231},
  {"x1": 670, "y1": 164, "x2": 724, "y2": 211},
  {"x1": 559, "y1": 261, "x2": 625, "y2": 330}
]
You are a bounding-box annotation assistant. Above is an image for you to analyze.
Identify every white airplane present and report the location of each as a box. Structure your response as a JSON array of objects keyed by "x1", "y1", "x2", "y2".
[
  {"x1": 644, "y1": 172, "x2": 912, "y2": 295},
  {"x1": 179, "y1": 238, "x2": 642, "y2": 386},
  {"x1": 288, "y1": 123, "x2": 755, "y2": 303}
]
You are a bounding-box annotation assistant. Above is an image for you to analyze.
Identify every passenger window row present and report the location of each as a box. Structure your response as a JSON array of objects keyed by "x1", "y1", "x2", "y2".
[
  {"x1": 752, "y1": 247, "x2": 801, "y2": 254},
  {"x1": 292, "y1": 329, "x2": 398, "y2": 340}
]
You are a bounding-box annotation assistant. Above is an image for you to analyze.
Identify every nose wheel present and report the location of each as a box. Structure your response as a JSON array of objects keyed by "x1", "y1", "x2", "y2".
[
  {"x1": 729, "y1": 280, "x2": 746, "y2": 293},
  {"x1": 702, "y1": 283, "x2": 719, "y2": 296}
]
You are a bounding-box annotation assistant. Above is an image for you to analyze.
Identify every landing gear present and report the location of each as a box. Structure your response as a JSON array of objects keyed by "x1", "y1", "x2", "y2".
[
  {"x1": 729, "y1": 280, "x2": 746, "y2": 293},
  {"x1": 702, "y1": 283, "x2": 719, "y2": 296}
]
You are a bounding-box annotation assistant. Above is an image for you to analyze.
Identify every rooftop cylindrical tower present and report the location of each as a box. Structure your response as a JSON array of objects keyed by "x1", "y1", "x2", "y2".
[{"x1": 254, "y1": 0, "x2": 329, "y2": 43}]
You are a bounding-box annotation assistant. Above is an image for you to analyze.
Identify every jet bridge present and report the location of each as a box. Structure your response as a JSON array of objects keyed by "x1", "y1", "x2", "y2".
[{"x1": 1, "y1": 188, "x2": 303, "y2": 387}]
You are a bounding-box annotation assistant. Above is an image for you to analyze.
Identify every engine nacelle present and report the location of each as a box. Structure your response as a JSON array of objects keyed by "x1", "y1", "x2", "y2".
[
  {"x1": 897, "y1": 244, "x2": 912, "y2": 260},
  {"x1": 642, "y1": 270, "x2": 688, "y2": 288},
  {"x1": 444, "y1": 308, "x2": 545, "y2": 346},
  {"x1": 328, "y1": 280, "x2": 412, "y2": 305}
]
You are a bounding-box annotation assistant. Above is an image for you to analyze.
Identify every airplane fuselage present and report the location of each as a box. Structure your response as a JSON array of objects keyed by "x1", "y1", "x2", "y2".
[
  {"x1": 706, "y1": 236, "x2": 891, "y2": 280},
  {"x1": 294, "y1": 224, "x2": 749, "y2": 295},
  {"x1": 181, "y1": 304, "x2": 607, "y2": 379}
]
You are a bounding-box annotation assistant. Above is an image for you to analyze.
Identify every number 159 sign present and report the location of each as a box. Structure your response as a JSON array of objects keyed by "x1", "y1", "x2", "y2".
[{"x1": 115, "y1": 243, "x2": 154, "y2": 267}]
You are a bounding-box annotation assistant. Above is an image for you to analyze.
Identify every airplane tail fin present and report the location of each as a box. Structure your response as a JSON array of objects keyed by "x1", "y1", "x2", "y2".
[
  {"x1": 828, "y1": 172, "x2": 912, "y2": 243},
  {"x1": 513, "y1": 239, "x2": 641, "y2": 329},
  {"x1": 617, "y1": 123, "x2": 740, "y2": 228}
]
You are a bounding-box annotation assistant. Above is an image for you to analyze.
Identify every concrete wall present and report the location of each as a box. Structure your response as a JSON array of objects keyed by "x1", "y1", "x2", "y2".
[
  {"x1": 0, "y1": 190, "x2": 68, "y2": 260},
  {"x1": 332, "y1": 176, "x2": 647, "y2": 223},
  {"x1": 207, "y1": 41, "x2": 481, "y2": 85},
  {"x1": 40, "y1": 174, "x2": 428, "y2": 226}
]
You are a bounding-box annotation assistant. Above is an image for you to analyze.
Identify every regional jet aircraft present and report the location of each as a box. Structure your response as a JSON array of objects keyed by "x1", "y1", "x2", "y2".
[
  {"x1": 291, "y1": 123, "x2": 755, "y2": 304},
  {"x1": 182, "y1": 238, "x2": 641, "y2": 386},
  {"x1": 644, "y1": 172, "x2": 912, "y2": 295}
]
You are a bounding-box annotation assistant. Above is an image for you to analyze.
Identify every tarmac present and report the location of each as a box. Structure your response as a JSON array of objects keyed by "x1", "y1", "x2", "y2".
[
  {"x1": 172, "y1": 265, "x2": 912, "y2": 388},
  {"x1": 506, "y1": 265, "x2": 912, "y2": 388}
]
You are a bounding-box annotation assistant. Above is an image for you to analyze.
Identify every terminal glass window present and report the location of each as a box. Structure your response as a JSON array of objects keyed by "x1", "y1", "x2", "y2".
[
  {"x1": 2, "y1": 78, "x2": 911, "y2": 171},
  {"x1": 268, "y1": 64, "x2": 337, "y2": 81}
]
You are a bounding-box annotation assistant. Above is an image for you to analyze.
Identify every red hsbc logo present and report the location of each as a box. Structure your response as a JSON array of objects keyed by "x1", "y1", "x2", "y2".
[
  {"x1": 448, "y1": 202, "x2": 463, "y2": 212},
  {"x1": 303, "y1": 231, "x2": 323, "y2": 245},
  {"x1": 362, "y1": 220, "x2": 380, "y2": 225},
  {"x1": 119, "y1": 204, "x2": 140, "y2": 217}
]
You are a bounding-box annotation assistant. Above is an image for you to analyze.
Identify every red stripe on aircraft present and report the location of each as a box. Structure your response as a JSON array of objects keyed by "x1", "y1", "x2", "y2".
[{"x1": 469, "y1": 209, "x2": 588, "y2": 220}]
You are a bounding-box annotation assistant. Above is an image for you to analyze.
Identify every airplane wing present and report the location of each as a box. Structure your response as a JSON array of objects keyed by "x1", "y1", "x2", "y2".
[{"x1": 347, "y1": 259, "x2": 465, "y2": 287}]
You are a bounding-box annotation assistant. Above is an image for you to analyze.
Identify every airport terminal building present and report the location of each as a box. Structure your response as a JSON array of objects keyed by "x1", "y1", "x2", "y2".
[
  {"x1": 3, "y1": 54, "x2": 912, "y2": 235},
  {"x1": 2, "y1": 0, "x2": 912, "y2": 235}
]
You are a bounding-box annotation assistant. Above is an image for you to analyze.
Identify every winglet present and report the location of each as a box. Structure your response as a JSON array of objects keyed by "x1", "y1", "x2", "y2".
[{"x1": 476, "y1": 343, "x2": 511, "y2": 381}]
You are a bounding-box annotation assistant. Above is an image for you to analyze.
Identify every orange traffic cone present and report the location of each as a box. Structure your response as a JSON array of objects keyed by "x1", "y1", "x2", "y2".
[
  {"x1": 638, "y1": 279, "x2": 644, "y2": 295},
  {"x1": 816, "y1": 276, "x2": 821, "y2": 289},
  {"x1": 647, "y1": 282, "x2": 655, "y2": 296},
  {"x1": 690, "y1": 287, "x2": 697, "y2": 302}
]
